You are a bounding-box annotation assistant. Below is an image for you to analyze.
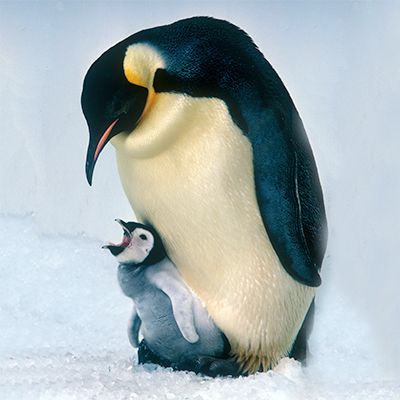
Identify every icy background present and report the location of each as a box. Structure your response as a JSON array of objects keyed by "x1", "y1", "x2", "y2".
[{"x1": 1, "y1": 1, "x2": 399, "y2": 399}]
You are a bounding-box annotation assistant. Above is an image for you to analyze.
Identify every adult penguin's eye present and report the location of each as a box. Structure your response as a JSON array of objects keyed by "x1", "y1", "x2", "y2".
[{"x1": 139, "y1": 234, "x2": 147, "y2": 240}]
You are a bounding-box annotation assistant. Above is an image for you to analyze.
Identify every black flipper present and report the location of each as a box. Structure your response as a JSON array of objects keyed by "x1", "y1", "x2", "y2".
[{"x1": 247, "y1": 107, "x2": 327, "y2": 287}]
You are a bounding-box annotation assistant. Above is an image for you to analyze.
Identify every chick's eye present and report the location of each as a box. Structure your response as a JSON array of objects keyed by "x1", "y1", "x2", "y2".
[{"x1": 139, "y1": 234, "x2": 147, "y2": 240}]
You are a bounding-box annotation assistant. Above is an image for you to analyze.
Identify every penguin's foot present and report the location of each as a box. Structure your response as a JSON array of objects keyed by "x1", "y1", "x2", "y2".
[
  {"x1": 198, "y1": 355, "x2": 244, "y2": 377},
  {"x1": 137, "y1": 339, "x2": 172, "y2": 369},
  {"x1": 137, "y1": 340, "x2": 243, "y2": 377},
  {"x1": 173, "y1": 355, "x2": 244, "y2": 378}
]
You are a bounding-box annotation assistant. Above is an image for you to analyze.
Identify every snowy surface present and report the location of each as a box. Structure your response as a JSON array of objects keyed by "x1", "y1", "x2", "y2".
[
  {"x1": 1, "y1": 215, "x2": 399, "y2": 400},
  {"x1": 1, "y1": 1, "x2": 400, "y2": 399}
]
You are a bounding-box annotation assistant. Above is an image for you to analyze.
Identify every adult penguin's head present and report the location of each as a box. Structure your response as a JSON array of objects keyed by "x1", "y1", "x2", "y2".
[
  {"x1": 81, "y1": 38, "x2": 149, "y2": 185},
  {"x1": 82, "y1": 17, "x2": 268, "y2": 185}
]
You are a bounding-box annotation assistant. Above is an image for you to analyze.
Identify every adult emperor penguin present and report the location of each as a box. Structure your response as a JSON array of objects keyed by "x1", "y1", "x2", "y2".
[{"x1": 81, "y1": 17, "x2": 327, "y2": 374}]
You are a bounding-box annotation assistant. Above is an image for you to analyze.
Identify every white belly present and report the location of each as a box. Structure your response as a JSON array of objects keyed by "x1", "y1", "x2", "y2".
[{"x1": 112, "y1": 93, "x2": 315, "y2": 371}]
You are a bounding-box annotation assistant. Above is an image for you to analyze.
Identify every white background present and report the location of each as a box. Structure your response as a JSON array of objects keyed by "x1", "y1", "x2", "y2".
[{"x1": 0, "y1": 1, "x2": 399, "y2": 398}]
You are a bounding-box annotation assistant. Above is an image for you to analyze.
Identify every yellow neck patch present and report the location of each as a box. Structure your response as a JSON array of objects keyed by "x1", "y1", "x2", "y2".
[{"x1": 123, "y1": 43, "x2": 165, "y2": 89}]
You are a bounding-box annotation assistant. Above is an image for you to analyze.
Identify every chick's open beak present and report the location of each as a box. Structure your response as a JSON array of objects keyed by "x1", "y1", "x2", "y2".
[{"x1": 102, "y1": 219, "x2": 132, "y2": 255}]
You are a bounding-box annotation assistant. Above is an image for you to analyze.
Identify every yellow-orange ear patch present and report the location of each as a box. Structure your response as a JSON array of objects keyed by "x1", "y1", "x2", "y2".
[
  {"x1": 123, "y1": 43, "x2": 165, "y2": 89},
  {"x1": 124, "y1": 69, "x2": 145, "y2": 88}
]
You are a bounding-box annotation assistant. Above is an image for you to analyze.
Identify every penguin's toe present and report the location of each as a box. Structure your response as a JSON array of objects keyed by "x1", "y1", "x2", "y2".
[{"x1": 195, "y1": 356, "x2": 243, "y2": 378}]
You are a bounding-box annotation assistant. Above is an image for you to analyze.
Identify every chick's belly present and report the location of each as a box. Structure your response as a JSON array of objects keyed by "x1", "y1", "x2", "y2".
[{"x1": 137, "y1": 293, "x2": 183, "y2": 357}]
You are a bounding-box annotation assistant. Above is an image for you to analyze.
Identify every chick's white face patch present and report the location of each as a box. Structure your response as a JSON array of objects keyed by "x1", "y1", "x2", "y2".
[{"x1": 116, "y1": 228, "x2": 155, "y2": 265}]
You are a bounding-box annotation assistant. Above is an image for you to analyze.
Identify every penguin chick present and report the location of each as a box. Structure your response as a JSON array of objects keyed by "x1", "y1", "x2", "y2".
[{"x1": 103, "y1": 219, "x2": 236, "y2": 376}]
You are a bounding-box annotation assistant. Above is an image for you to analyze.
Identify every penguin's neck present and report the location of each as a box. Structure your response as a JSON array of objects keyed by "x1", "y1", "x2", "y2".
[{"x1": 111, "y1": 93, "x2": 200, "y2": 159}]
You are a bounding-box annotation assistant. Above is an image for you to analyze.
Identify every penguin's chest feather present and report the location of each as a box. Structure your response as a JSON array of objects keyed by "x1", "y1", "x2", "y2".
[{"x1": 112, "y1": 93, "x2": 314, "y2": 371}]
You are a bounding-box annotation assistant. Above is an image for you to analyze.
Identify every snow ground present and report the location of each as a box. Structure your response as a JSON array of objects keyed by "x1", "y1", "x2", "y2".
[
  {"x1": 1, "y1": 1, "x2": 400, "y2": 399},
  {"x1": 1, "y1": 215, "x2": 399, "y2": 400}
]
